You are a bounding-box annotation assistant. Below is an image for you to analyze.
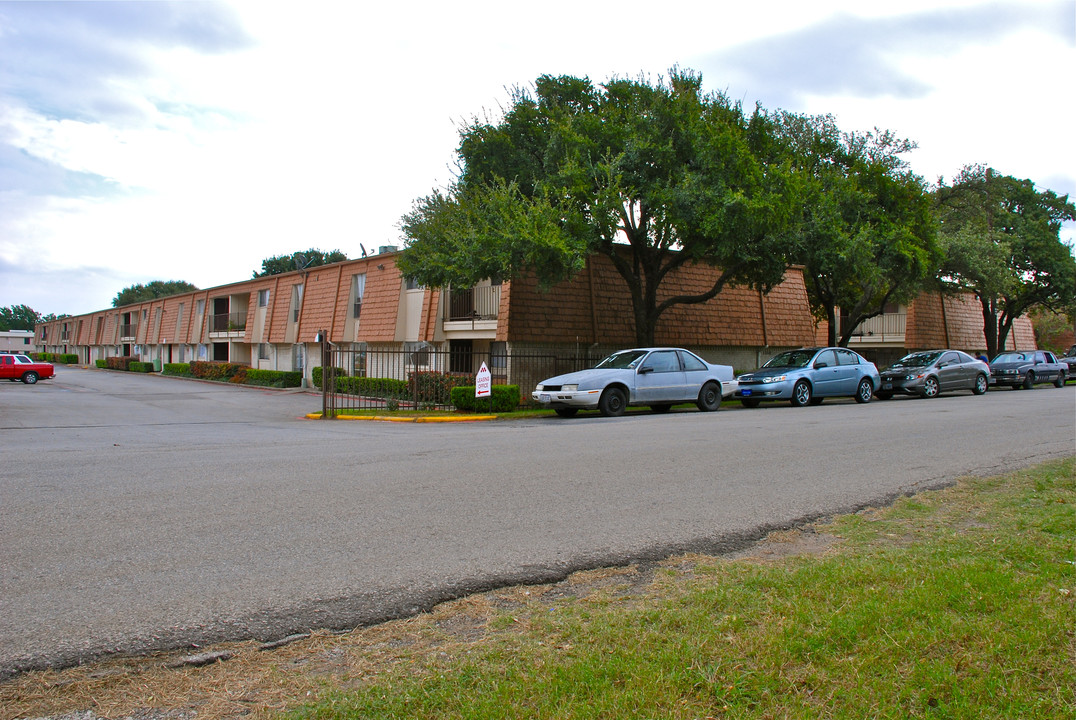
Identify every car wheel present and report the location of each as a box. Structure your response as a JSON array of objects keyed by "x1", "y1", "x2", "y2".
[
  {"x1": 1054, "y1": 372, "x2": 1066, "y2": 388},
  {"x1": 854, "y1": 378, "x2": 873, "y2": 404},
  {"x1": 1023, "y1": 372, "x2": 1035, "y2": 390},
  {"x1": 696, "y1": 381, "x2": 721, "y2": 412},
  {"x1": 972, "y1": 374, "x2": 988, "y2": 395},
  {"x1": 22, "y1": 371, "x2": 39, "y2": 385},
  {"x1": 790, "y1": 380, "x2": 812, "y2": 407},
  {"x1": 740, "y1": 398, "x2": 760, "y2": 408},
  {"x1": 598, "y1": 387, "x2": 626, "y2": 417},
  {"x1": 920, "y1": 376, "x2": 939, "y2": 398},
  {"x1": 554, "y1": 408, "x2": 578, "y2": 418},
  {"x1": 876, "y1": 391, "x2": 893, "y2": 400}
]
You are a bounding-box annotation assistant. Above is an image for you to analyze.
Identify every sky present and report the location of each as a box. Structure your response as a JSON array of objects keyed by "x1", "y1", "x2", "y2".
[{"x1": 1, "y1": 0, "x2": 1073, "y2": 318}]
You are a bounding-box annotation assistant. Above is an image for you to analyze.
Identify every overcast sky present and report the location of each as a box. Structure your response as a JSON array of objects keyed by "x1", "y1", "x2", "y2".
[{"x1": 1, "y1": 0, "x2": 1073, "y2": 317}]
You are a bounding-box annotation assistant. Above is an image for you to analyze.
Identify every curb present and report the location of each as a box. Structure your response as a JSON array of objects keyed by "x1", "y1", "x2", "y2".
[{"x1": 305, "y1": 413, "x2": 498, "y2": 423}]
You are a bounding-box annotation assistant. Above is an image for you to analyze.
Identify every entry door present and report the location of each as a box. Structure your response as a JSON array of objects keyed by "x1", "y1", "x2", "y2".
[{"x1": 449, "y1": 340, "x2": 473, "y2": 374}]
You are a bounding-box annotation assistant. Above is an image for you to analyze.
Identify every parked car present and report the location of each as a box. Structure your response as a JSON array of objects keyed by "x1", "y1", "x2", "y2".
[
  {"x1": 1058, "y1": 344, "x2": 1076, "y2": 381},
  {"x1": 877, "y1": 350, "x2": 990, "y2": 399},
  {"x1": 532, "y1": 347, "x2": 736, "y2": 417},
  {"x1": 734, "y1": 347, "x2": 879, "y2": 407},
  {"x1": 989, "y1": 350, "x2": 1067, "y2": 389},
  {"x1": 0, "y1": 353, "x2": 55, "y2": 384}
]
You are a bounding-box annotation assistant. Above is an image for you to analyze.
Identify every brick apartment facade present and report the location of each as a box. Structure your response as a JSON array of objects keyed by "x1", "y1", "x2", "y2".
[{"x1": 35, "y1": 249, "x2": 1036, "y2": 381}]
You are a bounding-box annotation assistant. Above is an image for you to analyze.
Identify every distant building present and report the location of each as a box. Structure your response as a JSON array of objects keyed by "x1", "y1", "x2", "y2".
[{"x1": 0, "y1": 329, "x2": 35, "y2": 353}]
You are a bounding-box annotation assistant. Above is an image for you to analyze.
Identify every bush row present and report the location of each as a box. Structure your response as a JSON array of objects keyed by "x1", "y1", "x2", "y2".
[
  {"x1": 31, "y1": 352, "x2": 79, "y2": 364},
  {"x1": 245, "y1": 368, "x2": 302, "y2": 388},
  {"x1": 450, "y1": 385, "x2": 521, "y2": 412},
  {"x1": 163, "y1": 363, "x2": 192, "y2": 376}
]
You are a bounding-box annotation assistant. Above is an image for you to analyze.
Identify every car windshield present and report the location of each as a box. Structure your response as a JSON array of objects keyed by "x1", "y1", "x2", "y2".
[
  {"x1": 992, "y1": 352, "x2": 1029, "y2": 363},
  {"x1": 594, "y1": 350, "x2": 648, "y2": 370},
  {"x1": 762, "y1": 350, "x2": 816, "y2": 369},
  {"x1": 892, "y1": 351, "x2": 942, "y2": 367}
]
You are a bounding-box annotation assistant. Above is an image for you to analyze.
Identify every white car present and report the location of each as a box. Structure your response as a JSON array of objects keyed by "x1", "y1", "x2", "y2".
[{"x1": 532, "y1": 347, "x2": 737, "y2": 417}]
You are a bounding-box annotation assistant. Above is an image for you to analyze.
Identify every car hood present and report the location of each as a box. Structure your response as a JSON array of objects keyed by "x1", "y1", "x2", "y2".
[
  {"x1": 990, "y1": 361, "x2": 1027, "y2": 371},
  {"x1": 537, "y1": 368, "x2": 628, "y2": 387},
  {"x1": 738, "y1": 365, "x2": 801, "y2": 379},
  {"x1": 882, "y1": 363, "x2": 930, "y2": 374}
]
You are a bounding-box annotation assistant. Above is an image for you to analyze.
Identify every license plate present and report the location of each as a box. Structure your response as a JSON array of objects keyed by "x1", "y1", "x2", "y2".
[
  {"x1": 741, "y1": 389, "x2": 752, "y2": 396},
  {"x1": 539, "y1": 393, "x2": 550, "y2": 403},
  {"x1": 882, "y1": 382, "x2": 892, "y2": 390}
]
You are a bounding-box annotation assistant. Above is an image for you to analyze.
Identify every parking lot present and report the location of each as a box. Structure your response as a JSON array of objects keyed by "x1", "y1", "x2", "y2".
[{"x1": 2, "y1": 366, "x2": 1074, "y2": 678}]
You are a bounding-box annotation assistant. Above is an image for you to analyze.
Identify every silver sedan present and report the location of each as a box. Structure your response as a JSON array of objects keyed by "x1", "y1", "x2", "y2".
[
  {"x1": 734, "y1": 347, "x2": 879, "y2": 407},
  {"x1": 532, "y1": 348, "x2": 736, "y2": 417}
]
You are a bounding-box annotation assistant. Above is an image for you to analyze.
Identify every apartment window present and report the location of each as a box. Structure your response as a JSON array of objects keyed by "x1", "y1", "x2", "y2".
[
  {"x1": 292, "y1": 344, "x2": 305, "y2": 371},
  {"x1": 196, "y1": 299, "x2": 205, "y2": 317},
  {"x1": 351, "y1": 342, "x2": 367, "y2": 377},
  {"x1": 405, "y1": 277, "x2": 423, "y2": 290},
  {"x1": 258, "y1": 343, "x2": 270, "y2": 361},
  {"x1": 490, "y1": 341, "x2": 507, "y2": 370},
  {"x1": 290, "y1": 284, "x2": 303, "y2": 323},
  {"x1": 176, "y1": 303, "x2": 185, "y2": 336},
  {"x1": 405, "y1": 341, "x2": 430, "y2": 367},
  {"x1": 351, "y1": 273, "x2": 366, "y2": 319},
  {"x1": 258, "y1": 289, "x2": 269, "y2": 307}
]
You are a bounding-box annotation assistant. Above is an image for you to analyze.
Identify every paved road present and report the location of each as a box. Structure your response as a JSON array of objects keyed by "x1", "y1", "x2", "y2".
[{"x1": 2, "y1": 367, "x2": 1073, "y2": 678}]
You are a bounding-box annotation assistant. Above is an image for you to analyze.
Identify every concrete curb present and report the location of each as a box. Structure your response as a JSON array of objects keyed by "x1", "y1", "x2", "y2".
[{"x1": 304, "y1": 413, "x2": 498, "y2": 423}]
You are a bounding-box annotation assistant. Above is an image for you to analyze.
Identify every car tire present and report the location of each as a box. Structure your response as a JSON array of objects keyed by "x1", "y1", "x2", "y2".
[
  {"x1": 740, "y1": 398, "x2": 760, "y2": 408},
  {"x1": 920, "y1": 376, "x2": 939, "y2": 398},
  {"x1": 598, "y1": 387, "x2": 626, "y2": 417},
  {"x1": 554, "y1": 408, "x2": 578, "y2": 418},
  {"x1": 696, "y1": 382, "x2": 721, "y2": 412},
  {"x1": 1054, "y1": 373, "x2": 1066, "y2": 388},
  {"x1": 972, "y1": 374, "x2": 988, "y2": 395},
  {"x1": 790, "y1": 380, "x2": 812, "y2": 407},
  {"x1": 854, "y1": 378, "x2": 873, "y2": 404},
  {"x1": 650, "y1": 404, "x2": 673, "y2": 413},
  {"x1": 876, "y1": 391, "x2": 893, "y2": 400},
  {"x1": 809, "y1": 397, "x2": 824, "y2": 406},
  {"x1": 1023, "y1": 372, "x2": 1035, "y2": 390},
  {"x1": 22, "y1": 371, "x2": 39, "y2": 385}
]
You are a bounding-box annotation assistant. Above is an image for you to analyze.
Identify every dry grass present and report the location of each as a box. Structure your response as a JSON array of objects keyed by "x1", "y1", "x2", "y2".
[{"x1": 1, "y1": 532, "x2": 835, "y2": 720}]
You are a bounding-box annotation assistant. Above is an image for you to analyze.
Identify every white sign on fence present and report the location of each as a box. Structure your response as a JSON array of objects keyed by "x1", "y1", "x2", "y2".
[{"x1": 475, "y1": 362, "x2": 492, "y2": 398}]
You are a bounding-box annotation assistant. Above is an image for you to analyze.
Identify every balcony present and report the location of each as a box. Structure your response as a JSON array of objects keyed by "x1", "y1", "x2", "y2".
[
  {"x1": 443, "y1": 285, "x2": 501, "y2": 323},
  {"x1": 120, "y1": 323, "x2": 138, "y2": 340},
  {"x1": 844, "y1": 312, "x2": 906, "y2": 346},
  {"x1": 209, "y1": 311, "x2": 248, "y2": 337}
]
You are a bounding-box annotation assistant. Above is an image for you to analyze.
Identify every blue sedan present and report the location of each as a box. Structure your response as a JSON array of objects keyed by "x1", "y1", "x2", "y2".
[
  {"x1": 734, "y1": 347, "x2": 880, "y2": 407},
  {"x1": 532, "y1": 347, "x2": 736, "y2": 417}
]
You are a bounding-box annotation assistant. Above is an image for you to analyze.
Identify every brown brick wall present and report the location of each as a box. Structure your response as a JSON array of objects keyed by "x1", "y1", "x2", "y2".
[{"x1": 502, "y1": 254, "x2": 816, "y2": 348}]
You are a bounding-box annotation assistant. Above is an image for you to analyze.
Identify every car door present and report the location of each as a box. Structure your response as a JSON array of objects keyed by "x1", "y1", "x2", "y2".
[
  {"x1": 678, "y1": 349, "x2": 711, "y2": 402},
  {"x1": 0, "y1": 355, "x2": 13, "y2": 379},
  {"x1": 810, "y1": 349, "x2": 841, "y2": 396},
  {"x1": 937, "y1": 351, "x2": 965, "y2": 391},
  {"x1": 834, "y1": 349, "x2": 861, "y2": 395},
  {"x1": 634, "y1": 350, "x2": 686, "y2": 403}
]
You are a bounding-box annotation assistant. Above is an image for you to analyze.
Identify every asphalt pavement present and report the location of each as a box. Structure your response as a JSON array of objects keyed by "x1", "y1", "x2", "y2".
[{"x1": 1, "y1": 366, "x2": 1073, "y2": 678}]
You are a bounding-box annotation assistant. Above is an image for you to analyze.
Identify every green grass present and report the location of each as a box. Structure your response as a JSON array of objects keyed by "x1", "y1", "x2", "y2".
[{"x1": 289, "y1": 457, "x2": 1075, "y2": 720}]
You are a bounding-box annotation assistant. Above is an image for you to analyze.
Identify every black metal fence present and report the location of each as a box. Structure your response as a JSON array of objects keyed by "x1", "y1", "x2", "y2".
[{"x1": 318, "y1": 343, "x2": 607, "y2": 416}]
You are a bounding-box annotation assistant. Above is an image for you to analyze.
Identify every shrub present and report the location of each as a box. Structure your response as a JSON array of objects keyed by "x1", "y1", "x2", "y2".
[
  {"x1": 408, "y1": 371, "x2": 472, "y2": 404},
  {"x1": 106, "y1": 356, "x2": 136, "y2": 371},
  {"x1": 95, "y1": 359, "x2": 108, "y2": 369},
  {"x1": 162, "y1": 363, "x2": 192, "y2": 377},
  {"x1": 128, "y1": 361, "x2": 155, "y2": 373},
  {"x1": 311, "y1": 366, "x2": 346, "y2": 388},
  {"x1": 190, "y1": 361, "x2": 246, "y2": 381},
  {"x1": 451, "y1": 385, "x2": 521, "y2": 413},
  {"x1": 57, "y1": 354, "x2": 79, "y2": 364},
  {"x1": 245, "y1": 369, "x2": 302, "y2": 388},
  {"x1": 334, "y1": 376, "x2": 408, "y2": 398}
]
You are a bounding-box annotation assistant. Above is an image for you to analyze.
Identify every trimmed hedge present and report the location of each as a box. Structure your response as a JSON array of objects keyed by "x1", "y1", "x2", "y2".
[
  {"x1": 163, "y1": 363, "x2": 192, "y2": 377},
  {"x1": 245, "y1": 368, "x2": 302, "y2": 388},
  {"x1": 32, "y1": 352, "x2": 79, "y2": 364},
  {"x1": 128, "y1": 361, "x2": 155, "y2": 373},
  {"x1": 409, "y1": 371, "x2": 473, "y2": 404},
  {"x1": 451, "y1": 385, "x2": 521, "y2": 413},
  {"x1": 106, "y1": 356, "x2": 137, "y2": 371},
  {"x1": 335, "y1": 376, "x2": 408, "y2": 398},
  {"x1": 96, "y1": 359, "x2": 108, "y2": 369},
  {"x1": 190, "y1": 361, "x2": 246, "y2": 382},
  {"x1": 311, "y1": 366, "x2": 346, "y2": 388}
]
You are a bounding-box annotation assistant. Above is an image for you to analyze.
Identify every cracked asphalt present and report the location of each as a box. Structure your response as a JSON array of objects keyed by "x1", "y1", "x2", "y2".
[{"x1": 2, "y1": 366, "x2": 1073, "y2": 679}]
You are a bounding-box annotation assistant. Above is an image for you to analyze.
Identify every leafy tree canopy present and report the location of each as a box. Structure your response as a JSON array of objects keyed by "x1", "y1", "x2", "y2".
[
  {"x1": 778, "y1": 113, "x2": 941, "y2": 346},
  {"x1": 113, "y1": 280, "x2": 199, "y2": 308},
  {"x1": 253, "y1": 249, "x2": 348, "y2": 278},
  {"x1": 935, "y1": 165, "x2": 1076, "y2": 356},
  {"x1": 1, "y1": 304, "x2": 42, "y2": 331},
  {"x1": 399, "y1": 69, "x2": 802, "y2": 346}
]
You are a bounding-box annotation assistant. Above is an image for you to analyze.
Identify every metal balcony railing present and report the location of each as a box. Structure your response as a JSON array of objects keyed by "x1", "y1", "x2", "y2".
[
  {"x1": 444, "y1": 285, "x2": 501, "y2": 322},
  {"x1": 210, "y1": 312, "x2": 248, "y2": 333},
  {"x1": 120, "y1": 323, "x2": 137, "y2": 338}
]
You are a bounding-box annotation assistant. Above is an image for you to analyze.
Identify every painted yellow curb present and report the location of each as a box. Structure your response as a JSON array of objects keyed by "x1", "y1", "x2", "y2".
[{"x1": 305, "y1": 413, "x2": 497, "y2": 423}]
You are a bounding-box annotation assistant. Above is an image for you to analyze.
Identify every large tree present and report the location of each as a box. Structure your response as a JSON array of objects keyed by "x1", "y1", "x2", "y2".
[
  {"x1": 112, "y1": 280, "x2": 199, "y2": 308},
  {"x1": 778, "y1": 113, "x2": 940, "y2": 346},
  {"x1": 0, "y1": 304, "x2": 42, "y2": 330},
  {"x1": 399, "y1": 70, "x2": 800, "y2": 346},
  {"x1": 935, "y1": 165, "x2": 1076, "y2": 357},
  {"x1": 253, "y1": 249, "x2": 347, "y2": 278}
]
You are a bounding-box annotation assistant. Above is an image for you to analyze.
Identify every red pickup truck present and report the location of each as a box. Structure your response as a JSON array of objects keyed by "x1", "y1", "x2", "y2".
[{"x1": 0, "y1": 353, "x2": 55, "y2": 384}]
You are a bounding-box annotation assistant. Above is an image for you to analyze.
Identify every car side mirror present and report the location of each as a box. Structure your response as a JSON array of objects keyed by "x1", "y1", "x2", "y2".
[
  {"x1": 814, "y1": 361, "x2": 829, "y2": 369},
  {"x1": 638, "y1": 365, "x2": 653, "y2": 374}
]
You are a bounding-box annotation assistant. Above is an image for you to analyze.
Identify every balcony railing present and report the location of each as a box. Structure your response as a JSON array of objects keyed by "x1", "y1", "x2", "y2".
[
  {"x1": 845, "y1": 312, "x2": 906, "y2": 342},
  {"x1": 444, "y1": 285, "x2": 501, "y2": 322},
  {"x1": 210, "y1": 312, "x2": 248, "y2": 333},
  {"x1": 120, "y1": 323, "x2": 137, "y2": 338}
]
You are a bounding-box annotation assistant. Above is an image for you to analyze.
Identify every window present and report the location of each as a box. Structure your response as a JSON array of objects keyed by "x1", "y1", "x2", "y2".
[
  {"x1": 352, "y1": 273, "x2": 366, "y2": 319},
  {"x1": 258, "y1": 343, "x2": 270, "y2": 360},
  {"x1": 292, "y1": 344, "x2": 305, "y2": 371},
  {"x1": 679, "y1": 350, "x2": 707, "y2": 372},
  {"x1": 351, "y1": 342, "x2": 367, "y2": 377},
  {"x1": 258, "y1": 289, "x2": 269, "y2": 307},
  {"x1": 645, "y1": 350, "x2": 680, "y2": 373},
  {"x1": 405, "y1": 341, "x2": 430, "y2": 367},
  {"x1": 490, "y1": 341, "x2": 507, "y2": 370},
  {"x1": 196, "y1": 299, "x2": 205, "y2": 316},
  {"x1": 815, "y1": 350, "x2": 838, "y2": 367},
  {"x1": 405, "y1": 277, "x2": 423, "y2": 290},
  {"x1": 290, "y1": 284, "x2": 303, "y2": 323},
  {"x1": 836, "y1": 349, "x2": 860, "y2": 366}
]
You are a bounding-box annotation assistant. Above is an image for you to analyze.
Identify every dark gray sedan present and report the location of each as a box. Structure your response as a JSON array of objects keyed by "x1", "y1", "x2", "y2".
[{"x1": 877, "y1": 350, "x2": 989, "y2": 399}]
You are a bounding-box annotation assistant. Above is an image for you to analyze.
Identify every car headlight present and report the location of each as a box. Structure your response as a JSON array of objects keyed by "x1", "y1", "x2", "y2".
[
  {"x1": 763, "y1": 375, "x2": 787, "y2": 383},
  {"x1": 561, "y1": 384, "x2": 578, "y2": 392},
  {"x1": 535, "y1": 384, "x2": 545, "y2": 391}
]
